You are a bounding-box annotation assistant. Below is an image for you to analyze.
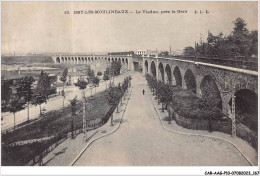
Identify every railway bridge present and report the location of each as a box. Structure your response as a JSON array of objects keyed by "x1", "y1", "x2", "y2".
[
  {"x1": 142, "y1": 55, "x2": 258, "y2": 136},
  {"x1": 52, "y1": 54, "x2": 133, "y2": 70}
]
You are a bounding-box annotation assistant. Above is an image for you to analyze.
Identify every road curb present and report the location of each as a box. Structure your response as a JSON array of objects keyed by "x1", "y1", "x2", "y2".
[
  {"x1": 69, "y1": 87, "x2": 133, "y2": 166},
  {"x1": 147, "y1": 86, "x2": 255, "y2": 166}
]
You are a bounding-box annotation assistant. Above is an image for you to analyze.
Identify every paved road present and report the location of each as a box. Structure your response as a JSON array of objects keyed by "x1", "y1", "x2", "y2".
[
  {"x1": 1, "y1": 71, "x2": 131, "y2": 130},
  {"x1": 74, "y1": 73, "x2": 249, "y2": 166}
]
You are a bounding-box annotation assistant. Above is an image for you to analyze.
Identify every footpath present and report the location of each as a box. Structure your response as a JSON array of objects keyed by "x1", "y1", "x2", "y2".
[
  {"x1": 146, "y1": 85, "x2": 258, "y2": 166},
  {"x1": 40, "y1": 87, "x2": 133, "y2": 166}
]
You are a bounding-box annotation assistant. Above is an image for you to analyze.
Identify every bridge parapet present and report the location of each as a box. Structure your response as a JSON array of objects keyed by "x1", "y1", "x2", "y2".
[{"x1": 143, "y1": 56, "x2": 258, "y2": 76}]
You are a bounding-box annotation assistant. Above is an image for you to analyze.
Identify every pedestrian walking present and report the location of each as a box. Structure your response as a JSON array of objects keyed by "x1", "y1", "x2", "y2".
[{"x1": 142, "y1": 89, "x2": 145, "y2": 95}]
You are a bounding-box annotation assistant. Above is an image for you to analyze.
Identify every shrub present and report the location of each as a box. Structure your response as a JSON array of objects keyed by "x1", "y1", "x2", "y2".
[{"x1": 171, "y1": 89, "x2": 225, "y2": 120}]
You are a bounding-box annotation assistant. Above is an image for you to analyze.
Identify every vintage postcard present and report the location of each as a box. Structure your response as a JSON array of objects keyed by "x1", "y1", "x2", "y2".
[{"x1": 1, "y1": 1, "x2": 259, "y2": 175}]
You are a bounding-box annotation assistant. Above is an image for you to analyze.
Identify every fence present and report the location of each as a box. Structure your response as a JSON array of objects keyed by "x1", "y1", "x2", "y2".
[
  {"x1": 25, "y1": 104, "x2": 118, "y2": 166},
  {"x1": 2, "y1": 81, "x2": 130, "y2": 166}
]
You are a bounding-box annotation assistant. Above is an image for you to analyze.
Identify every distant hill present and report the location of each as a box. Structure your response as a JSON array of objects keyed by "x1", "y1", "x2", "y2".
[{"x1": 1, "y1": 56, "x2": 54, "y2": 64}]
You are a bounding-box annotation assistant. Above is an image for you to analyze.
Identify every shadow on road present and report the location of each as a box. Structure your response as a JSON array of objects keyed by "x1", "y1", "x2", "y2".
[
  {"x1": 43, "y1": 147, "x2": 68, "y2": 166},
  {"x1": 113, "y1": 119, "x2": 127, "y2": 124}
]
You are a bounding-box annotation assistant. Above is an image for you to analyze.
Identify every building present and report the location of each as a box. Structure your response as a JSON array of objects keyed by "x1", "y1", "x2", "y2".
[
  {"x1": 135, "y1": 50, "x2": 147, "y2": 56},
  {"x1": 57, "y1": 66, "x2": 88, "y2": 86},
  {"x1": 135, "y1": 50, "x2": 158, "y2": 56}
]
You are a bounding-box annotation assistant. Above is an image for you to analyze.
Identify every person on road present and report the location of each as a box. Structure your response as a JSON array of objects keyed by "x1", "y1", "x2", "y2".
[{"x1": 142, "y1": 89, "x2": 145, "y2": 95}]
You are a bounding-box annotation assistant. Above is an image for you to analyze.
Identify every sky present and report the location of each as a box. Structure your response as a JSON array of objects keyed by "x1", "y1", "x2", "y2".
[{"x1": 1, "y1": 1, "x2": 258, "y2": 55}]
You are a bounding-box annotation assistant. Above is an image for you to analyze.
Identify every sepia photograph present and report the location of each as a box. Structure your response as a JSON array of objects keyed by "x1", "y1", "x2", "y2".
[{"x1": 1, "y1": 1, "x2": 259, "y2": 175}]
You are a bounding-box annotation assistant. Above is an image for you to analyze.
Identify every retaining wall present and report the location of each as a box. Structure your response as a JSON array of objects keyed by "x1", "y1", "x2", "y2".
[
  {"x1": 166, "y1": 104, "x2": 257, "y2": 150},
  {"x1": 166, "y1": 105, "x2": 232, "y2": 135}
]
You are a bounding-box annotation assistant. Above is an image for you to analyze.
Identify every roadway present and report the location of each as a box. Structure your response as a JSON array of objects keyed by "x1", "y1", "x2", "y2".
[{"x1": 74, "y1": 73, "x2": 249, "y2": 166}]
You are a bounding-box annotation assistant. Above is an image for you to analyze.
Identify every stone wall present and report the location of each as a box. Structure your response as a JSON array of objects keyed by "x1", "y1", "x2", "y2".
[
  {"x1": 173, "y1": 111, "x2": 232, "y2": 135},
  {"x1": 166, "y1": 105, "x2": 257, "y2": 149},
  {"x1": 167, "y1": 105, "x2": 231, "y2": 135}
]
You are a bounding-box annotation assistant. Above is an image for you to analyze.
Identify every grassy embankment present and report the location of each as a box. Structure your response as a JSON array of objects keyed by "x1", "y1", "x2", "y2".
[{"x1": 2, "y1": 90, "x2": 110, "y2": 166}]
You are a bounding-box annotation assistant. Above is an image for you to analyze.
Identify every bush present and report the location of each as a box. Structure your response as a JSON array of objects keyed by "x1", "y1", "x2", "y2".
[
  {"x1": 2, "y1": 139, "x2": 56, "y2": 166},
  {"x1": 171, "y1": 89, "x2": 225, "y2": 120},
  {"x1": 177, "y1": 107, "x2": 224, "y2": 120}
]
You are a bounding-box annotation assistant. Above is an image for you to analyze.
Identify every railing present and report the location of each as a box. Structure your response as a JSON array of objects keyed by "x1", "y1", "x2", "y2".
[
  {"x1": 145, "y1": 55, "x2": 258, "y2": 71},
  {"x1": 25, "y1": 129, "x2": 98, "y2": 166},
  {"x1": 24, "y1": 104, "x2": 117, "y2": 166},
  {"x1": 1, "y1": 102, "x2": 118, "y2": 166},
  {"x1": 173, "y1": 55, "x2": 258, "y2": 71}
]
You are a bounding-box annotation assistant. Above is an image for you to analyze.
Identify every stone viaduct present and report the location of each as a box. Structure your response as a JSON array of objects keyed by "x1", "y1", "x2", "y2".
[
  {"x1": 143, "y1": 55, "x2": 258, "y2": 136},
  {"x1": 51, "y1": 54, "x2": 143, "y2": 71}
]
